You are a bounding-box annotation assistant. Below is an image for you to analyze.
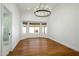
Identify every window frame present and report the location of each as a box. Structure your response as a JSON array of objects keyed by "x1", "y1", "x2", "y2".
[
  {"x1": 29, "y1": 26, "x2": 40, "y2": 34},
  {"x1": 22, "y1": 25, "x2": 27, "y2": 33},
  {"x1": 42, "y1": 25, "x2": 47, "y2": 34}
]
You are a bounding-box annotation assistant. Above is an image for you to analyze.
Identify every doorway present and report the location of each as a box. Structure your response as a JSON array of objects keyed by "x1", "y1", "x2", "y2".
[{"x1": 1, "y1": 5, "x2": 12, "y2": 56}]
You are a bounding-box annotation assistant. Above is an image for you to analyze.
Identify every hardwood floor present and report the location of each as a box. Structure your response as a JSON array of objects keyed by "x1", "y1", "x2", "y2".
[{"x1": 8, "y1": 37, "x2": 79, "y2": 56}]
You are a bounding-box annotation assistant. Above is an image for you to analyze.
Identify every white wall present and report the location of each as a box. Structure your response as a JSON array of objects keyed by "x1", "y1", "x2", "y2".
[
  {"x1": 21, "y1": 10, "x2": 48, "y2": 39},
  {"x1": 48, "y1": 4, "x2": 79, "y2": 51},
  {"x1": 0, "y1": 3, "x2": 2, "y2": 56},
  {"x1": 3, "y1": 3, "x2": 21, "y2": 51}
]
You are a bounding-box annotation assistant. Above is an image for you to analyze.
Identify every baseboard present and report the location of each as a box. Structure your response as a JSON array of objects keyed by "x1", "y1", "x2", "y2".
[
  {"x1": 48, "y1": 36, "x2": 79, "y2": 52},
  {"x1": 22, "y1": 37, "x2": 48, "y2": 40}
]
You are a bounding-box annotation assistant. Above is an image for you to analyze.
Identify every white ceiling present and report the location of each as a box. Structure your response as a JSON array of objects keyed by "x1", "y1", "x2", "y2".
[
  {"x1": 16, "y1": 3, "x2": 59, "y2": 22},
  {"x1": 16, "y1": 3, "x2": 59, "y2": 13}
]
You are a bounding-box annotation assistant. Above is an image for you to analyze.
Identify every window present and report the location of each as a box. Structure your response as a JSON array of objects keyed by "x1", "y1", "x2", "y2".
[
  {"x1": 35, "y1": 27, "x2": 39, "y2": 34},
  {"x1": 29, "y1": 26, "x2": 39, "y2": 34},
  {"x1": 45, "y1": 26, "x2": 47, "y2": 34},
  {"x1": 22, "y1": 22, "x2": 47, "y2": 34},
  {"x1": 22, "y1": 26, "x2": 26, "y2": 33},
  {"x1": 22, "y1": 22, "x2": 27, "y2": 33},
  {"x1": 42, "y1": 26, "x2": 47, "y2": 34},
  {"x1": 29, "y1": 27, "x2": 34, "y2": 33},
  {"x1": 29, "y1": 22, "x2": 40, "y2": 34}
]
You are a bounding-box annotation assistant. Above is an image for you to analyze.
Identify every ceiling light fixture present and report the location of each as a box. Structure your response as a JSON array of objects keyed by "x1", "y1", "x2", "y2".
[{"x1": 34, "y1": 3, "x2": 51, "y2": 17}]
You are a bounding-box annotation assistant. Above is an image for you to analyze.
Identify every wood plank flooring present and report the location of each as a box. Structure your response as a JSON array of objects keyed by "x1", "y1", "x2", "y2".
[{"x1": 8, "y1": 37, "x2": 79, "y2": 56}]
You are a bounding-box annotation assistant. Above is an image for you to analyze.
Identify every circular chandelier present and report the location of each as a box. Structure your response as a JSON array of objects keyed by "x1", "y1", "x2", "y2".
[{"x1": 34, "y1": 3, "x2": 51, "y2": 17}]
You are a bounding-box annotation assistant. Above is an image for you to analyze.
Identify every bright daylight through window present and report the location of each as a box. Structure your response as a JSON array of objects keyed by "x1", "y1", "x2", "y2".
[{"x1": 22, "y1": 22, "x2": 47, "y2": 34}]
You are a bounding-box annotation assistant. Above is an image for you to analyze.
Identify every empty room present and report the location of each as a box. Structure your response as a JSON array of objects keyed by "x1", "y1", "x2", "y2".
[{"x1": 0, "y1": 3, "x2": 79, "y2": 56}]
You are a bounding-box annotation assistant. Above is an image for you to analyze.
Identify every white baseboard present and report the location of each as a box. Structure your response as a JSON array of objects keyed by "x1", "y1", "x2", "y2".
[{"x1": 48, "y1": 35, "x2": 79, "y2": 52}]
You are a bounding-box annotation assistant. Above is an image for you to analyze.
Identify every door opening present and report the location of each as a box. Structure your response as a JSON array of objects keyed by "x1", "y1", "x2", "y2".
[{"x1": 1, "y1": 5, "x2": 12, "y2": 56}]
